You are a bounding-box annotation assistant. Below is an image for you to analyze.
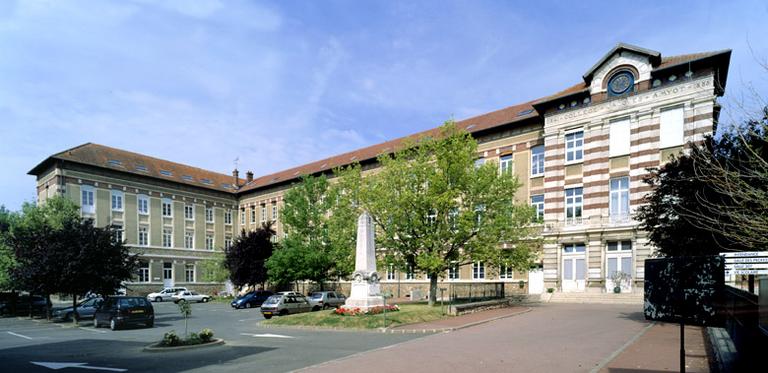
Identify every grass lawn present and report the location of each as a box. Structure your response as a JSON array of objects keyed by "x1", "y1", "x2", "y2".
[{"x1": 261, "y1": 303, "x2": 448, "y2": 329}]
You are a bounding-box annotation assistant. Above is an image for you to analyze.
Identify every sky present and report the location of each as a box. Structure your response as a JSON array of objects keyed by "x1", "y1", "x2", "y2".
[{"x1": 1, "y1": 0, "x2": 767, "y2": 210}]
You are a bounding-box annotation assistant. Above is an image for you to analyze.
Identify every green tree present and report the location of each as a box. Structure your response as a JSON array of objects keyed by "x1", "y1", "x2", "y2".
[
  {"x1": 199, "y1": 252, "x2": 229, "y2": 284},
  {"x1": 0, "y1": 206, "x2": 19, "y2": 290},
  {"x1": 268, "y1": 175, "x2": 356, "y2": 289},
  {"x1": 341, "y1": 121, "x2": 539, "y2": 305},
  {"x1": 224, "y1": 223, "x2": 275, "y2": 290}
]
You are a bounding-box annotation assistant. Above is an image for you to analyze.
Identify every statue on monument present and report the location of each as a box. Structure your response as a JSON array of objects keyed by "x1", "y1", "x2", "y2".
[{"x1": 341, "y1": 211, "x2": 385, "y2": 310}]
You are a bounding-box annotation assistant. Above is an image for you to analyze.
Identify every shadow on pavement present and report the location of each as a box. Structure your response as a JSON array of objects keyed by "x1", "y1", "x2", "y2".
[{"x1": 0, "y1": 338, "x2": 276, "y2": 373}]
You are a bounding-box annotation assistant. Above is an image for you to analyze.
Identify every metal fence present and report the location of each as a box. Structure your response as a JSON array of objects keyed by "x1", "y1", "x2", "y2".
[{"x1": 446, "y1": 282, "x2": 505, "y2": 303}]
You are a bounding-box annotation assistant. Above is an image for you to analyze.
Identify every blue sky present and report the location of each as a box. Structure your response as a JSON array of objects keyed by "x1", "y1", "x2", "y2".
[{"x1": 1, "y1": 0, "x2": 767, "y2": 210}]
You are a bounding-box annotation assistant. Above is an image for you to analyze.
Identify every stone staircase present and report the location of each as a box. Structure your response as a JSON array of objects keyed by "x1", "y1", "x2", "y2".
[{"x1": 545, "y1": 291, "x2": 644, "y2": 305}]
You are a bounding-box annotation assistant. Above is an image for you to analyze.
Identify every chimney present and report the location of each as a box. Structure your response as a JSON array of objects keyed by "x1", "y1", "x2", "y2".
[
  {"x1": 232, "y1": 169, "x2": 240, "y2": 186},
  {"x1": 246, "y1": 171, "x2": 254, "y2": 183}
]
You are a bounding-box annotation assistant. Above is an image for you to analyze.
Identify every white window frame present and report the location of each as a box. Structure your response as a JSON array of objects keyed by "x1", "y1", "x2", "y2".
[
  {"x1": 138, "y1": 261, "x2": 150, "y2": 283},
  {"x1": 240, "y1": 209, "x2": 245, "y2": 225},
  {"x1": 224, "y1": 237, "x2": 232, "y2": 250},
  {"x1": 531, "y1": 194, "x2": 545, "y2": 222},
  {"x1": 660, "y1": 105, "x2": 685, "y2": 149},
  {"x1": 386, "y1": 264, "x2": 396, "y2": 281},
  {"x1": 499, "y1": 155, "x2": 513, "y2": 175},
  {"x1": 162, "y1": 228, "x2": 173, "y2": 248},
  {"x1": 184, "y1": 231, "x2": 194, "y2": 249},
  {"x1": 609, "y1": 117, "x2": 631, "y2": 157},
  {"x1": 272, "y1": 204, "x2": 278, "y2": 222},
  {"x1": 260, "y1": 205, "x2": 267, "y2": 223},
  {"x1": 111, "y1": 190, "x2": 124, "y2": 212},
  {"x1": 609, "y1": 177, "x2": 630, "y2": 223},
  {"x1": 563, "y1": 243, "x2": 586, "y2": 253},
  {"x1": 448, "y1": 263, "x2": 459, "y2": 280},
  {"x1": 224, "y1": 210, "x2": 232, "y2": 225},
  {"x1": 184, "y1": 204, "x2": 194, "y2": 221},
  {"x1": 163, "y1": 262, "x2": 173, "y2": 280},
  {"x1": 565, "y1": 130, "x2": 584, "y2": 164},
  {"x1": 565, "y1": 187, "x2": 583, "y2": 225},
  {"x1": 472, "y1": 261, "x2": 485, "y2": 280},
  {"x1": 185, "y1": 264, "x2": 195, "y2": 283},
  {"x1": 113, "y1": 224, "x2": 123, "y2": 243},
  {"x1": 138, "y1": 226, "x2": 149, "y2": 246},
  {"x1": 405, "y1": 264, "x2": 415, "y2": 280},
  {"x1": 499, "y1": 265, "x2": 513, "y2": 280},
  {"x1": 607, "y1": 240, "x2": 632, "y2": 252},
  {"x1": 137, "y1": 195, "x2": 149, "y2": 215},
  {"x1": 162, "y1": 199, "x2": 173, "y2": 218},
  {"x1": 206, "y1": 235, "x2": 214, "y2": 251},
  {"x1": 530, "y1": 145, "x2": 545, "y2": 177},
  {"x1": 81, "y1": 185, "x2": 95, "y2": 214},
  {"x1": 205, "y1": 207, "x2": 214, "y2": 223},
  {"x1": 251, "y1": 208, "x2": 257, "y2": 223}
]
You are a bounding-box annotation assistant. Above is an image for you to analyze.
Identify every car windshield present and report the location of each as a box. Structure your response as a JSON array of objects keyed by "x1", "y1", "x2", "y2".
[
  {"x1": 310, "y1": 293, "x2": 323, "y2": 299},
  {"x1": 263, "y1": 295, "x2": 281, "y2": 305}
]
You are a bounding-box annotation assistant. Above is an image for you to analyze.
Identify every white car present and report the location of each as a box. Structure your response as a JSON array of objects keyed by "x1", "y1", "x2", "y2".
[
  {"x1": 172, "y1": 291, "x2": 211, "y2": 304},
  {"x1": 147, "y1": 287, "x2": 188, "y2": 302}
]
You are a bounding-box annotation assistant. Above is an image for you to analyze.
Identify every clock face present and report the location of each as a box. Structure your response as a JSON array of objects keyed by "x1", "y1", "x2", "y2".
[{"x1": 608, "y1": 71, "x2": 633, "y2": 95}]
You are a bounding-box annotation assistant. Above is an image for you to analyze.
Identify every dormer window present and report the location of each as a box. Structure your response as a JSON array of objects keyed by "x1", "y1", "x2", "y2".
[{"x1": 607, "y1": 70, "x2": 634, "y2": 96}]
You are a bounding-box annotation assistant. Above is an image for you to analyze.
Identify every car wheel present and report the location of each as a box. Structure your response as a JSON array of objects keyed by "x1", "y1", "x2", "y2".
[
  {"x1": 93, "y1": 318, "x2": 99, "y2": 328},
  {"x1": 109, "y1": 318, "x2": 118, "y2": 331},
  {"x1": 202, "y1": 298, "x2": 209, "y2": 303},
  {"x1": 245, "y1": 303, "x2": 251, "y2": 309},
  {"x1": 312, "y1": 306, "x2": 320, "y2": 312},
  {"x1": 155, "y1": 297, "x2": 162, "y2": 302},
  {"x1": 146, "y1": 320, "x2": 154, "y2": 328},
  {"x1": 263, "y1": 314, "x2": 272, "y2": 319},
  {"x1": 323, "y1": 304, "x2": 330, "y2": 310},
  {"x1": 279, "y1": 309, "x2": 288, "y2": 316},
  {"x1": 64, "y1": 312, "x2": 73, "y2": 321}
]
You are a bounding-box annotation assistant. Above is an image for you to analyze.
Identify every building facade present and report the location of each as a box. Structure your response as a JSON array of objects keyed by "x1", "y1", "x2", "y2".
[{"x1": 29, "y1": 44, "x2": 731, "y2": 296}]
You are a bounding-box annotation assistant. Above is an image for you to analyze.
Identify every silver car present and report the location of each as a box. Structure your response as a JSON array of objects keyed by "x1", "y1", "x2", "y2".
[
  {"x1": 260, "y1": 294, "x2": 312, "y2": 319},
  {"x1": 308, "y1": 291, "x2": 346, "y2": 311}
]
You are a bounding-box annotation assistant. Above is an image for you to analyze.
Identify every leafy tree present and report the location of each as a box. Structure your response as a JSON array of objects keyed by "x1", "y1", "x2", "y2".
[
  {"x1": 268, "y1": 175, "x2": 356, "y2": 289},
  {"x1": 199, "y1": 252, "x2": 229, "y2": 284},
  {"x1": 224, "y1": 223, "x2": 275, "y2": 290},
  {"x1": 0, "y1": 206, "x2": 19, "y2": 290},
  {"x1": 341, "y1": 121, "x2": 539, "y2": 305},
  {"x1": 637, "y1": 109, "x2": 768, "y2": 255},
  {"x1": 178, "y1": 300, "x2": 192, "y2": 338}
]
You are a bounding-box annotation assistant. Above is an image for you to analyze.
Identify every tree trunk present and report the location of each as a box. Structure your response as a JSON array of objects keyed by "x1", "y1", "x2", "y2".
[
  {"x1": 72, "y1": 294, "x2": 78, "y2": 326},
  {"x1": 428, "y1": 273, "x2": 438, "y2": 306}
]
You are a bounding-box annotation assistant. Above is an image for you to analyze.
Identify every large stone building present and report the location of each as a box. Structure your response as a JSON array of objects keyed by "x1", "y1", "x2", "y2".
[{"x1": 29, "y1": 43, "x2": 731, "y2": 296}]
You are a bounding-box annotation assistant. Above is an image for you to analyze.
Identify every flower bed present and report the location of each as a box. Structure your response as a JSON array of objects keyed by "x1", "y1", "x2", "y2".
[
  {"x1": 334, "y1": 304, "x2": 399, "y2": 316},
  {"x1": 158, "y1": 328, "x2": 215, "y2": 347}
]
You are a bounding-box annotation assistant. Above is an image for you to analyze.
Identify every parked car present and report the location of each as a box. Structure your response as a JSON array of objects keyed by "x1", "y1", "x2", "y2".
[
  {"x1": 52, "y1": 297, "x2": 103, "y2": 321},
  {"x1": 93, "y1": 296, "x2": 154, "y2": 330},
  {"x1": 0, "y1": 295, "x2": 50, "y2": 316},
  {"x1": 276, "y1": 291, "x2": 303, "y2": 297},
  {"x1": 146, "y1": 287, "x2": 188, "y2": 302},
  {"x1": 172, "y1": 291, "x2": 211, "y2": 304},
  {"x1": 308, "y1": 291, "x2": 346, "y2": 311},
  {"x1": 260, "y1": 294, "x2": 312, "y2": 319},
  {"x1": 231, "y1": 290, "x2": 274, "y2": 309}
]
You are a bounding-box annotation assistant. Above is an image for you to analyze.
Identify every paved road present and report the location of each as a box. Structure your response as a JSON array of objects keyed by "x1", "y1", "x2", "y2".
[
  {"x1": 301, "y1": 303, "x2": 649, "y2": 373},
  {"x1": 0, "y1": 301, "x2": 421, "y2": 372}
]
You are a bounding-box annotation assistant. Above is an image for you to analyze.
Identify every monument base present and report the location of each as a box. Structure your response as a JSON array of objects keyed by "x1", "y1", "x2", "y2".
[
  {"x1": 342, "y1": 281, "x2": 385, "y2": 310},
  {"x1": 341, "y1": 296, "x2": 385, "y2": 310}
]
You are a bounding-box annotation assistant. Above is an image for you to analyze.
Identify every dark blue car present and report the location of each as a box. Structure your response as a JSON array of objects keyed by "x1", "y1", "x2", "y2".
[{"x1": 231, "y1": 291, "x2": 273, "y2": 309}]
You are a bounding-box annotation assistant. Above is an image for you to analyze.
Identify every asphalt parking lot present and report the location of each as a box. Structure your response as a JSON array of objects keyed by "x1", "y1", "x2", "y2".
[{"x1": 0, "y1": 300, "x2": 424, "y2": 372}]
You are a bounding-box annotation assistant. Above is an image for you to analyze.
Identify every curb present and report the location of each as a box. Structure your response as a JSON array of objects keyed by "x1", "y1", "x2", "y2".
[{"x1": 143, "y1": 338, "x2": 225, "y2": 352}]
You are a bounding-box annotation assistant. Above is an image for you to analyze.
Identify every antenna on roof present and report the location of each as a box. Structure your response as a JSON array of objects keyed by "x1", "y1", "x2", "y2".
[{"x1": 233, "y1": 157, "x2": 239, "y2": 171}]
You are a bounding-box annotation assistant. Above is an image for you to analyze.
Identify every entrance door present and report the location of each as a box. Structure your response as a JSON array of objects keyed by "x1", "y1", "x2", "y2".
[
  {"x1": 605, "y1": 240, "x2": 633, "y2": 292},
  {"x1": 562, "y1": 258, "x2": 586, "y2": 292}
]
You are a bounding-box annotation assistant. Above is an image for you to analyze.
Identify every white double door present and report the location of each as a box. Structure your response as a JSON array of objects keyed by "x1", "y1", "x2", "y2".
[
  {"x1": 562, "y1": 256, "x2": 586, "y2": 292},
  {"x1": 606, "y1": 254, "x2": 632, "y2": 292}
]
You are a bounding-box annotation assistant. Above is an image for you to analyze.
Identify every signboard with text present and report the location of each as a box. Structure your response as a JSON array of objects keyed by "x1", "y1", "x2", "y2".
[{"x1": 722, "y1": 252, "x2": 768, "y2": 276}]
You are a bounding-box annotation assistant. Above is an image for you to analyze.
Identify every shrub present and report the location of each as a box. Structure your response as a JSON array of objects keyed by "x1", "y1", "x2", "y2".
[
  {"x1": 334, "y1": 305, "x2": 399, "y2": 316},
  {"x1": 162, "y1": 330, "x2": 181, "y2": 346},
  {"x1": 188, "y1": 332, "x2": 201, "y2": 345},
  {"x1": 546, "y1": 288, "x2": 555, "y2": 293},
  {"x1": 518, "y1": 280, "x2": 525, "y2": 289},
  {"x1": 199, "y1": 328, "x2": 214, "y2": 343}
]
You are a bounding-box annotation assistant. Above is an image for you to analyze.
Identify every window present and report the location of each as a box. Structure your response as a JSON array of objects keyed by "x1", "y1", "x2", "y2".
[
  {"x1": 472, "y1": 261, "x2": 485, "y2": 280},
  {"x1": 531, "y1": 194, "x2": 545, "y2": 222},
  {"x1": 81, "y1": 185, "x2": 95, "y2": 214},
  {"x1": 406, "y1": 264, "x2": 415, "y2": 280},
  {"x1": 531, "y1": 145, "x2": 545, "y2": 176},
  {"x1": 475, "y1": 204, "x2": 485, "y2": 225},
  {"x1": 224, "y1": 210, "x2": 232, "y2": 225},
  {"x1": 162, "y1": 228, "x2": 172, "y2": 248},
  {"x1": 563, "y1": 243, "x2": 586, "y2": 253},
  {"x1": 184, "y1": 231, "x2": 194, "y2": 249},
  {"x1": 272, "y1": 204, "x2": 278, "y2": 221},
  {"x1": 260, "y1": 205, "x2": 267, "y2": 223},
  {"x1": 113, "y1": 224, "x2": 123, "y2": 243},
  {"x1": 448, "y1": 208, "x2": 459, "y2": 231},
  {"x1": 185, "y1": 264, "x2": 195, "y2": 283},
  {"x1": 448, "y1": 263, "x2": 459, "y2": 280},
  {"x1": 206, "y1": 235, "x2": 214, "y2": 250},
  {"x1": 386, "y1": 264, "x2": 396, "y2": 280},
  {"x1": 159, "y1": 170, "x2": 173, "y2": 177},
  {"x1": 660, "y1": 106, "x2": 684, "y2": 148},
  {"x1": 138, "y1": 261, "x2": 149, "y2": 283},
  {"x1": 163, "y1": 262, "x2": 173, "y2": 280},
  {"x1": 251, "y1": 208, "x2": 256, "y2": 223},
  {"x1": 111, "y1": 190, "x2": 123, "y2": 211},
  {"x1": 426, "y1": 209, "x2": 437, "y2": 225},
  {"x1": 240, "y1": 208, "x2": 245, "y2": 225},
  {"x1": 607, "y1": 71, "x2": 635, "y2": 96},
  {"x1": 609, "y1": 118, "x2": 631, "y2": 157},
  {"x1": 499, "y1": 155, "x2": 513, "y2": 175},
  {"x1": 138, "y1": 195, "x2": 149, "y2": 215},
  {"x1": 607, "y1": 240, "x2": 632, "y2": 251},
  {"x1": 474, "y1": 158, "x2": 485, "y2": 169},
  {"x1": 499, "y1": 265, "x2": 513, "y2": 279},
  {"x1": 205, "y1": 207, "x2": 214, "y2": 223},
  {"x1": 565, "y1": 187, "x2": 583, "y2": 225},
  {"x1": 138, "y1": 226, "x2": 149, "y2": 246},
  {"x1": 184, "y1": 204, "x2": 194, "y2": 220},
  {"x1": 610, "y1": 177, "x2": 630, "y2": 223},
  {"x1": 224, "y1": 237, "x2": 232, "y2": 250},
  {"x1": 162, "y1": 199, "x2": 172, "y2": 217},
  {"x1": 565, "y1": 131, "x2": 584, "y2": 162}
]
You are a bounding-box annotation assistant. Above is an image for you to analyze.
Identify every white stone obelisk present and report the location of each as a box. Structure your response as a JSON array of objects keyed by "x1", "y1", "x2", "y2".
[{"x1": 342, "y1": 211, "x2": 385, "y2": 310}]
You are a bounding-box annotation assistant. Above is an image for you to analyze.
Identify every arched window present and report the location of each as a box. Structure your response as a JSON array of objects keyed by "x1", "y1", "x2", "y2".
[{"x1": 607, "y1": 70, "x2": 635, "y2": 96}]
